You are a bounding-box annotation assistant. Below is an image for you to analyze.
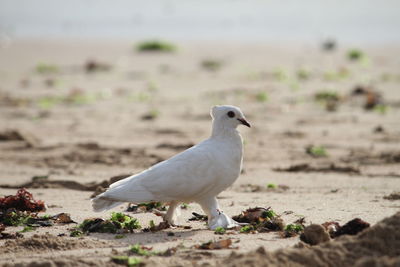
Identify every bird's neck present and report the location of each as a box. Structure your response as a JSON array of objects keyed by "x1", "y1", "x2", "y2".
[{"x1": 211, "y1": 121, "x2": 240, "y2": 139}]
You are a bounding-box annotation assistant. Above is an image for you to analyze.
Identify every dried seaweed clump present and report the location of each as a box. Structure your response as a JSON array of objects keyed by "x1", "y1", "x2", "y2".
[
  {"x1": 0, "y1": 188, "x2": 45, "y2": 212},
  {"x1": 233, "y1": 207, "x2": 285, "y2": 233},
  {"x1": 0, "y1": 189, "x2": 46, "y2": 229},
  {"x1": 73, "y1": 212, "x2": 141, "y2": 235}
]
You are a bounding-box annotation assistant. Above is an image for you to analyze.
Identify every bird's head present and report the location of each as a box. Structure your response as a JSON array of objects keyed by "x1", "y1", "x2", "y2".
[{"x1": 210, "y1": 105, "x2": 251, "y2": 130}]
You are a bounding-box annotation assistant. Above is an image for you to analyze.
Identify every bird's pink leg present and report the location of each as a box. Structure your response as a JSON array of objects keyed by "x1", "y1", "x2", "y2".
[{"x1": 154, "y1": 201, "x2": 180, "y2": 226}]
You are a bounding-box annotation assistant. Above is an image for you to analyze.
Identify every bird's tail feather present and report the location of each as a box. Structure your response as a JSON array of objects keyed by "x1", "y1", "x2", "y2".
[{"x1": 91, "y1": 196, "x2": 123, "y2": 212}]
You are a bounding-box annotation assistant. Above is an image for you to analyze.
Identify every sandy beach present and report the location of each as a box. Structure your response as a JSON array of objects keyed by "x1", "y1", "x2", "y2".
[{"x1": 0, "y1": 39, "x2": 399, "y2": 266}]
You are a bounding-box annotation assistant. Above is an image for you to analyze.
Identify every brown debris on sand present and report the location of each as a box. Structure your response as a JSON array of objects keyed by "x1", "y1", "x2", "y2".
[
  {"x1": 188, "y1": 212, "x2": 208, "y2": 222},
  {"x1": 0, "y1": 188, "x2": 77, "y2": 236},
  {"x1": 195, "y1": 239, "x2": 233, "y2": 250},
  {"x1": 222, "y1": 212, "x2": 400, "y2": 266},
  {"x1": 0, "y1": 176, "x2": 94, "y2": 191},
  {"x1": 147, "y1": 221, "x2": 170, "y2": 232},
  {"x1": 333, "y1": 218, "x2": 370, "y2": 237},
  {"x1": 281, "y1": 131, "x2": 306, "y2": 138},
  {"x1": 274, "y1": 163, "x2": 360, "y2": 174},
  {"x1": 0, "y1": 174, "x2": 131, "y2": 198},
  {"x1": 51, "y1": 144, "x2": 132, "y2": 166},
  {"x1": 233, "y1": 207, "x2": 286, "y2": 233},
  {"x1": 321, "y1": 221, "x2": 341, "y2": 238},
  {"x1": 53, "y1": 213, "x2": 75, "y2": 224},
  {"x1": 3, "y1": 142, "x2": 162, "y2": 170},
  {"x1": 127, "y1": 202, "x2": 167, "y2": 213},
  {"x1": 351, "y1": 85, "x2": 383, "y2": 110},
  {"x1": 0, "y1": 130, "x2": 40, "y2": 147},
  {"x1": 233, "y1": 207, "x2": 271, "y2": 224},
  {"x1": 0, "y1": 188, "x2": 45, "y2": 212},
  {"x1": 342, "y1": 148, "x2": 400, "y2": 165},
  {"x1": 0, "y1": 130, "x2": 26, "y2": 141},
  {"x1": 156, "y1": 142, "x2": 195, "y2": 151},
  {"x1": 0, "y1": 223, "x2": 24, "y2": 240},
  {"x1": 301, "y1": 217, "x2": 369, "y2": 246},
  {"x1": 239, "y1": 184, "x2": 290, "y2": 193},
  {"x1": 84, "y1": 59, "x2": 112, "y2": 72},
  {"x1": 91, "y1": 174, "x2": 132, "y2": 197},
  {"x1": 0, "y1": 231, "x2": 24, "y2": 240},
  {"x1": 383, "y1": 192, "x2": 400, "y2": 200}
]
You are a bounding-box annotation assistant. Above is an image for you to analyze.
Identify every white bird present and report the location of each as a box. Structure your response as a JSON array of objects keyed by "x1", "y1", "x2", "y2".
[{"x1": 91, "y1": 105, "x2": 250, "y2": 229}]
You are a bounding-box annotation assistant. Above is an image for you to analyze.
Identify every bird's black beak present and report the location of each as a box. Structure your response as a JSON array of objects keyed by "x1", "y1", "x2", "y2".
[{"x1": 237, "y1": 118, "x2": 251, "y2": 128}]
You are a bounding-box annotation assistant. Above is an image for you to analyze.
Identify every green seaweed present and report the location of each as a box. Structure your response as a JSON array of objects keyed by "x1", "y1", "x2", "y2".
[
  {"x1": 136, "y1": 40, "x2": 176, "y2": 52},
  {"x1": 130, "y1": 244, "x2": 158, "y2": 256},
  {"x1": 77, "y1": 217, "x2": 121, "y2": 234},
  {"x1": 40, "y1": 214, "x2": 52, "y2": 220},
  {"x1": 129, "y1": 92, "x2": 151, "y2": 103},
  {"x1": 297, "y1": 68, "x2": 311, "y2": 80},
  {"x1": 267, "y1": 183, "x2": 277, "y2": 189},
  {"x1": 111, "y1": 256, "x2": 141, "y2": 266},
  {"x1": 141, "y1": 109, "x2": 160, "y2": 120},
  {"x1": 147, "y1": 81, "x2": 158, "y2": 92},
  {"x1": 37, "y1": 96, "x2": 60, "y2": 109},
  {"x1": 306, "y1": 145, "x2": 327, "y2": 157},
  {"x1": 284, "y1": 223, "x2": 304, "y2": 237},
  {"x1": 347, "y1": 49, "x2": 364, "y2": 61},
  {"x1": 201, "y1": 59, "x2": 222, "y2": 71},
  {"x1": 149, "y1": 220, "x2": 156, "y2": 229},
  {"x1": 214, "y1": 226, "x2": 226, "y2": 235},
  {"x1": 36, "y1": 63, "x2": 59, "y2": 74},
  {"x1": 262, "y1": 209, "x2": 277, "y2": 219},
  {"x1": 111, "y1": 212, "x2": 141, "y2": 231},
  {"x1": 256, "y1": 92, "x2": 269, "y2": 102},
  {"x1": 374, "y1": 104, "x2": 388, "y2": 115},
  {"x1": 240, "y1": 225, "x2": 254, "y2": 233},
  {"x1": 284, "y1": 224, "x2": 303, "y2": 232},
  {"x1": 272, "y1": 67, "x2": 289, "y2": 82},
  {"x1": 2, "y1": 211, "x2": 32, "y2": 226},
  {"x1": 70, "y1": 229, "x2": 84, "y2": 237},
  {"x1": 315, "y1": 91, "x2": 339, "y2": 102},
  {"x1": 323, "y1": 69, "x2": 350, "y2": 81},
  {"x1": 20, "y1": 225, "x2": 36, "y2": 232}
]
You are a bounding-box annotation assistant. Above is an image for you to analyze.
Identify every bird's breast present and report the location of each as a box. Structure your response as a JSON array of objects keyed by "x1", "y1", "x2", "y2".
[{"x1": 209, "y1": 136, "x2": 243, "y2": 192}]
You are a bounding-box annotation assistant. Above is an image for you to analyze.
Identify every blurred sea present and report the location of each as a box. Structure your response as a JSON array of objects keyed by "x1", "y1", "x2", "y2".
[{"x1": 0, "y1": 0, "x2": 399, "y2": 44}]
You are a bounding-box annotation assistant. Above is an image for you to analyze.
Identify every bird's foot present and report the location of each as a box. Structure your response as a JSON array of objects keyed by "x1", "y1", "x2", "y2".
[
  {"x1": 153, "y1": 209, "x2": 177, "y2": 226},
  {"x1": 208, "y1": 211, "x2": 239, "y2": 230}
]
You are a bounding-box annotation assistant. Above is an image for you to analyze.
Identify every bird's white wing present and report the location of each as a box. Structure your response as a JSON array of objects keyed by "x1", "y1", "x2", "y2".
[{"x1": 96, "y1": 139, "x2": 222, "y2": 203}]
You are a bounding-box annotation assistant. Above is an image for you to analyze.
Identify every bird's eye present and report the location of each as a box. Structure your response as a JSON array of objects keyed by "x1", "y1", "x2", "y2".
[{"x1": 227, "y1": 111, "x2": 235, "y2": 118}]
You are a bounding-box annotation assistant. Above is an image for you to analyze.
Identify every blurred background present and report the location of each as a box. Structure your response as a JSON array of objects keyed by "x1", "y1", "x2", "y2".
[
  {"x1": 1, "y1": 0, "x2": 400, "y2": 43},
  {"x1": 0, "y1": 0, "x2": 399, "y2": 151}
]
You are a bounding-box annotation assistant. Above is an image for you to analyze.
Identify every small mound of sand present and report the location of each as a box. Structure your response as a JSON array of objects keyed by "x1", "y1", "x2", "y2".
[
  {"x1": 222, "y1": 212, "x2": 400, "y2": 266},
  {"x1": 1, "y1": 234, "x2": 110, "y2": 254}
]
